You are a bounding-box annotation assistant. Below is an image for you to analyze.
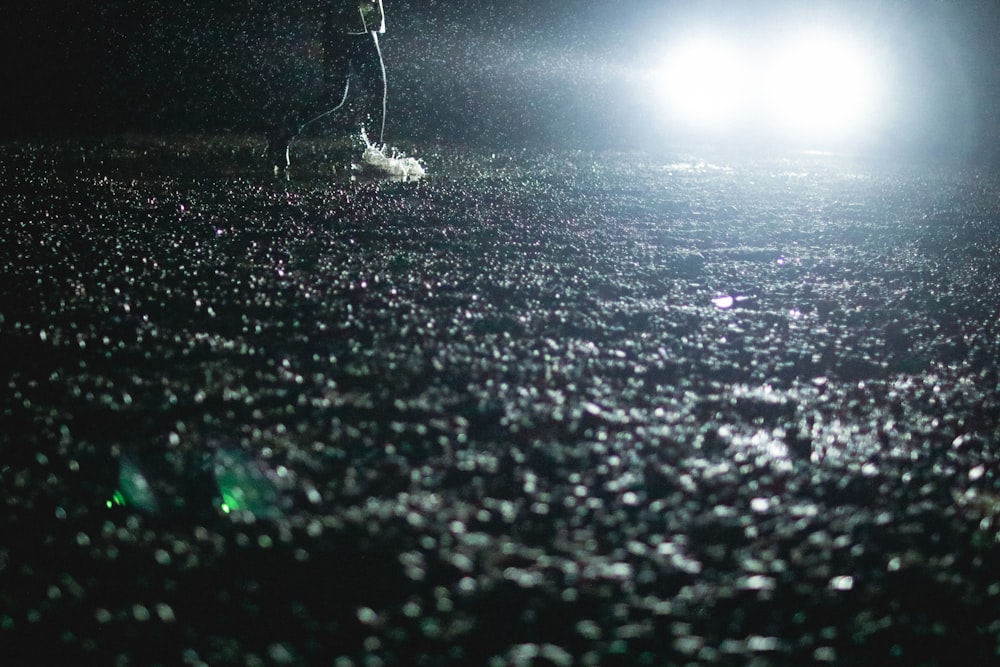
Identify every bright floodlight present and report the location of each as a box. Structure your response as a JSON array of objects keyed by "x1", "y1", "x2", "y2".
[
  {"x1": 762, "y1": 31, "x2": 882, "y2": 139},
  {"x1": 658, "y1": 37, "x2": 749, "y2": 130},
  {"x1": 652, "y1": 26, "x2": 886, "y2": 145}
]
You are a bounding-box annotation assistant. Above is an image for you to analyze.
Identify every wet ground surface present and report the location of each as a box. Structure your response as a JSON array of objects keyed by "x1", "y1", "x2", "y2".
[{"x1": 2, "y1": 135, "x2": 999, "y2": 666}]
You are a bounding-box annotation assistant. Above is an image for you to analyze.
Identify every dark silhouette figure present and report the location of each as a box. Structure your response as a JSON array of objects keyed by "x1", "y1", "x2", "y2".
[{"x1": 262, "y1": 0, "x2": 387, "y2": 171}]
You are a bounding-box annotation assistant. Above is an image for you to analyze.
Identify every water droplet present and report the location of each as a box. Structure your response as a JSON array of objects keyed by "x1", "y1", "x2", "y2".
[
  {"x1": 712, "y1": 295, "x2": 735, "y2": 309},
  {"x1": 750, "y1": 497, "x2": 772, "y2": 513}
]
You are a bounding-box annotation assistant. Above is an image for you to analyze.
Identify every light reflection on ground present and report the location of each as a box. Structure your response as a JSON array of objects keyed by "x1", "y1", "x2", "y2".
[{"x1": 1, "y1": 135, "x2": 998, "y2": 665}]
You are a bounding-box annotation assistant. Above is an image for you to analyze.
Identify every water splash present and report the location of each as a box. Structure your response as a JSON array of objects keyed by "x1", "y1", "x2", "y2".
[{"x1": 360, "y1": 129, "x2": 426, "y2": 182}]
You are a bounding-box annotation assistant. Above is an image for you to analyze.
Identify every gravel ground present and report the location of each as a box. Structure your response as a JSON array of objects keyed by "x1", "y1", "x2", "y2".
[{"x1": 1, "y1": 135, "x2": 999, "y2": 666}]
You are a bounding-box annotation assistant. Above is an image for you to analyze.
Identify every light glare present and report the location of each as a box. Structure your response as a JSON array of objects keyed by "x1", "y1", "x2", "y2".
[
  {"x1": 659, "y1": 37, "x2": 749, "y2": 129},
  {"x1": 763, "y1": 32, "x2": 881, "y2": 138},
  {"x1": 652, "y1": 26, "x2": 885, "y2": 145}
]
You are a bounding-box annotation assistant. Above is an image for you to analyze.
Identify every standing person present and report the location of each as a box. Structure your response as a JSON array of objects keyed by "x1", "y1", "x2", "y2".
[{"x1": 262, "y1": 0, "x2": 387, "y2": 172}]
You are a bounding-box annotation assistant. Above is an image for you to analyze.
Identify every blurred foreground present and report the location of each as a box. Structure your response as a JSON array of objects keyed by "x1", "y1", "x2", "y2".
[{"x1": 2, "y1": 135, "x2": 999, "y2": 666}]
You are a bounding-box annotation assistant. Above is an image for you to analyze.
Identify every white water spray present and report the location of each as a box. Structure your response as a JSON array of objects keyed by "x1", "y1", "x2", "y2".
[{"x1": 359, "y1": 128, "x2": 426, "y2": 181}]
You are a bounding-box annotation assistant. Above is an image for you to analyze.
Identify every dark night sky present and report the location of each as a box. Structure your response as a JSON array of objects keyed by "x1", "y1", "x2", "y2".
[{"x1": 3, "y1": 1, "x2": 999, "y2": 160}]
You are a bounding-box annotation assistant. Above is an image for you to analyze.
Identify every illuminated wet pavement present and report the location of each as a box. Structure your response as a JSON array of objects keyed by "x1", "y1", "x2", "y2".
[{"x1": 2, "y1": 136, "x2": 998, "y2": 666}]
